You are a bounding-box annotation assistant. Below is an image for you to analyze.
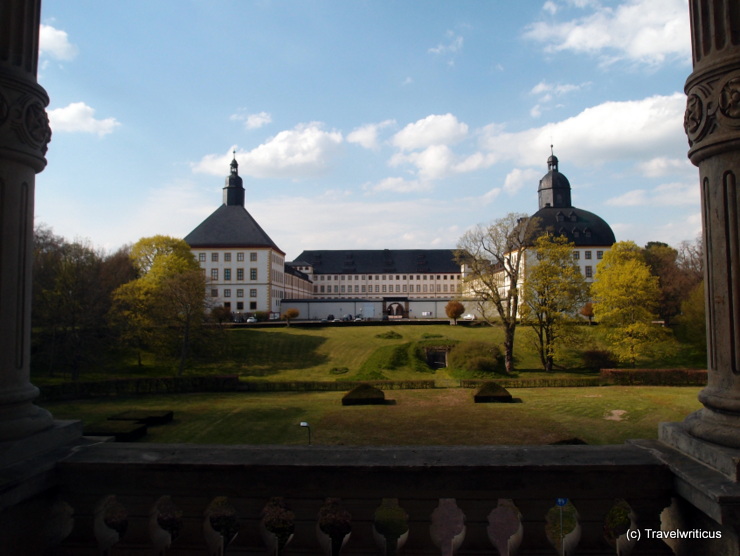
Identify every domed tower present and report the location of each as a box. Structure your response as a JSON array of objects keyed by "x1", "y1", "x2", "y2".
[
  {"x1": 223, "y1": 152, "x2": 245, "y2": 206},
  {"x1": 530, "y1": 154, "x2": 615, "y2": 248},
  {"x1": 525, "y1": 154, "x2": 616, "y2": 282},
  {"x1": 538, "y1": 154, "x2": 572, "y2": 209}
]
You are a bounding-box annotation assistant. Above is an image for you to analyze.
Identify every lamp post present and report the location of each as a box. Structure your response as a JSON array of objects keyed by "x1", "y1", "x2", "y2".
[{"x1": 299, "y1": 421, "x2": 311, "y2": 445}]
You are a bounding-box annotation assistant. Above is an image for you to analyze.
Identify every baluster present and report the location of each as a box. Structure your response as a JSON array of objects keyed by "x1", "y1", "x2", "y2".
[
  {"x1": 260, "y1": 497, "x2": 295, "y2": 555},
  {"x1": 149, "y1": 495, "x2": 182, "y2": 555},
  {"x1": 317, "y1": 497, "x2": 352, "y2": 555},
  {"x1": 373, "y1": 498, "x2": 409, "y2": 555},
  {"x1": 94, "y1": 495, "x2": 127, "y2": 556},
  {"x1": 603, "y1": 499, "x2": 637, "y2": 556},
  {"x1": 624, "y1": 496, "x2": 673, "y2": 555},
  {"x1": 544, "y1": 499, "x2": 581, "y2": 556},
  {"x1": 429, "y1": 498, "x2": 466, "y2": 556},
  {"x1": 203, "y1": 496, "x2": 240, "y2": 556},
  {"x1": 487, "y1": 498, "x2": 523, "y2": 556}
]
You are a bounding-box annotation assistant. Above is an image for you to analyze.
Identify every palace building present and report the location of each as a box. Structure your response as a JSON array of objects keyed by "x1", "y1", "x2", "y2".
[{"x1": 185, "y1": 153, "x2": 613, "y2": 320}]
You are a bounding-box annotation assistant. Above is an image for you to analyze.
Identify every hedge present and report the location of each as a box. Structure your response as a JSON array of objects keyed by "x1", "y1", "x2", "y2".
[
  {"x1": 460, "y1": 378, "x2": 602, "y2": 389},
  {"x1": 38, "y1": 375, "x2": 241, "y2": 402},
  {"x1": 240, "y1": 380, "x2": 435, "y2": 392},
  {"x1": 600, "y1": 369, "x2": 707, "y2": 386}
]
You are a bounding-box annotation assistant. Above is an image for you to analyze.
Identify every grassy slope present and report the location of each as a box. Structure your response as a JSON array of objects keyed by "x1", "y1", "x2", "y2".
[
  {"x1": 44, "y1": 386, "x2": 702, "y2": 446},
  {"x1": 32, "y1": 323, "x2": 705, "y2": 385}
]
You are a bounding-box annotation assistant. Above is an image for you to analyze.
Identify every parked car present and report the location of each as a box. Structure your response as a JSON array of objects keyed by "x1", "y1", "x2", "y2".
[
  {"x1": 246, "y1": 316, "x2": 258, "y2": 323},
  {"x1": 462, "y1": 314, "x2": 476, "y2": 321}
]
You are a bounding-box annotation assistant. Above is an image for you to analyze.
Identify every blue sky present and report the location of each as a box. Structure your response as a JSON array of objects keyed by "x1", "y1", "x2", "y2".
[{"x1": 37, "y1": 0, "x2": 698, "y2": 260}]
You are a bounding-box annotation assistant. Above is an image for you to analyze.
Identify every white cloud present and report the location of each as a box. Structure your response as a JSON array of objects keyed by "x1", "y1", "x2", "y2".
[
  {"x1": 347, "y1": 119, "x2": 396, "y2": 150},
  {"x1": 193, "y1": 122, "x2": 343, "y2": 179},
  {"x1": 543, "y1": 1, "x2": 558, "y2": 16},
  {"x1": 606, "y1": 181, "x2": 699, "y2": 207},
  {"x1": 48, "y1": 102, "x2": 120, "y2": 136},
  {"x1": 369, "y1": 176, "x2": 430, "y2": 194},
  {"x1": 231, "y1": 110, "x2": 272, "y2": 130},
  {"x1": 531, "y1": 80, "x2": 586, "y2": 97},
  {"x1": 637, "y1": 156, "x2": 694, "y2": 178},
  {"x1": 524, "y1": 0, "x2": 691, "y2": 66},
  {"x1": 390, "y1": 144, "x2": 456, "y2": 180},
  {"x1": 39, "y1": 24, "x2": 78, "y2": 61},
  {"x1": 503, "y1": 168, "x2": 543, "y2": 196},
  {"x1": 480, "y1": 93, "x2": 687, "y2": 169},
  {"x1": 428, "y1": 30, "x2": 464, "y2": 55},
  {"x1": 391, "y1": 114, "x2": 468, "y2": 151}
]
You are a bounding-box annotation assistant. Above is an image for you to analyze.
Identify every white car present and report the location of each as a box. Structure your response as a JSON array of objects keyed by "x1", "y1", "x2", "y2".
[
  {"x1": 462, "y1": 314, "x2": 476, "y2": 321},
  {"x1": 246, "y1": 317, "x2": 258, "y2": 323}
]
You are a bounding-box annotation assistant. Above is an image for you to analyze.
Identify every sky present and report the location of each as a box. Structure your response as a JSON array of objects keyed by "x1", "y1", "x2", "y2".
[{"x1": 36, "y1": 0, "x2": 699, "y2": 261}]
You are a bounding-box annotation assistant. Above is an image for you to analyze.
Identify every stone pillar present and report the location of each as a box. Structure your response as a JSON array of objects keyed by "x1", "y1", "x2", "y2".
[
  {"x1": 680, "y1": 0, "x2": 740, "y2": 450},
  {"x1": 0, "y1": 0, "x2": 54, "y2": 442}
]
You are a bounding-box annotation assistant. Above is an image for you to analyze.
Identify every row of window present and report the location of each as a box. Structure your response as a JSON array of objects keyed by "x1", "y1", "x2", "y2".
[
  {"x1": 209, "y1": 268, "x2": 259, "y2": 281},
  {"x1": 224, "y1": 301, "x2": 256, "y2": 311},
  {"x1": 316, "y1": 274, "x2": 460, "y2": 281},
  {"x1": 573, "y1": 250, "x2": 603, "y2": 261},
  {"x1": 211, "y1": 288, "x2": 259, "y2": 298},
  {"x1": 199, "y1": 252, "x2": 259, "y2": 263},
  {"x1": 317, "y1": 283, "x2": 462, "y2": 294}
]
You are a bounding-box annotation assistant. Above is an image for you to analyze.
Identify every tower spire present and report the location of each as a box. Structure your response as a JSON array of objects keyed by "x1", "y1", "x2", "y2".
[{"x1": 224, "y1": 151, "x2": 245, "y2": 206}]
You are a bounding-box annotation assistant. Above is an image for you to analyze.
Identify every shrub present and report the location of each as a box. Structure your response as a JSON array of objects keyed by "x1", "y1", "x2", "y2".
[
  {"x1": 600, "y1": 368, "x2": 707, "y2": 386},
  {"x1": 448, "y1": 341, "x2": 504, "y2": 375},
  {"x1": 473, "y1": 381, "x2": 514, "y2": 403},
  {"x1": 342, "y1": 383, "x2": 386, "y2": 406},
  {"x1": 376, "y1": 330, "x2": 403, "y2": 340},
  {"x1": 582, "y1": 349, "x2": 618, "y2": 370}
]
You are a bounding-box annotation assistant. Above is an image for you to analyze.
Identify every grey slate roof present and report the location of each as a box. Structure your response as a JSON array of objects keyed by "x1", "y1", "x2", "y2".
[
  {"x1": 184, "y1": 204, "x2": 284, "y2": 254},
  {"x1": 292, "y1": 249, "x2": 460, "y2": 274},
  {"x1": 529, "y1": 206, "x2": 616, "y2": 247}
]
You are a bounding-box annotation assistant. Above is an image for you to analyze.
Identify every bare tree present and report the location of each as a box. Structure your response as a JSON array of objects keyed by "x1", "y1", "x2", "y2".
[{"x1": 456, "y1": 213, "x2": 538, "y2": 374}]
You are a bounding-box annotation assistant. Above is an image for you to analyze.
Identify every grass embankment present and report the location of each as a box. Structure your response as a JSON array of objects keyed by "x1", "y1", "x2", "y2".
[
  {"x1": 44, "y1": 386, "x2": 702, "y2": 446},
  {"x1": 33, "y1": 323, "x2": 706, "y2": 386}
]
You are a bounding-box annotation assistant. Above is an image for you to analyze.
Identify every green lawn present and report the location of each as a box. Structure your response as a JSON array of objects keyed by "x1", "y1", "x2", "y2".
[
  {"x1": 33, "y1": 323, "x2": 706, "y2": 386},
  {"x1": 45, "y1": 386, "x2": 702, "y2": 446}
]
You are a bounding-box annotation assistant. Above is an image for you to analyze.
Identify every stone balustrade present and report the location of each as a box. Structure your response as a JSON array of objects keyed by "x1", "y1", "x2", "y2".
[{"x1": 38, "y1": 442, "x2": 687, "y2": 555}]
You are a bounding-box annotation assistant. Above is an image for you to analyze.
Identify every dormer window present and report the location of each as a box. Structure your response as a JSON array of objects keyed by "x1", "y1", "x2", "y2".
[
  {"x1": 556, "y1": 211, "x2": 565, "y2": 222},
  {"x1": 569, "y1": 212, "x2": 577, "y2": 222}
]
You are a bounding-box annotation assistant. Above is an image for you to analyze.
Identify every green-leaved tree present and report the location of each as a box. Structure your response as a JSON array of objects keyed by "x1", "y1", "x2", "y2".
[{"x1": 521, "y1": 234, "x2": 588, "y2": 372}]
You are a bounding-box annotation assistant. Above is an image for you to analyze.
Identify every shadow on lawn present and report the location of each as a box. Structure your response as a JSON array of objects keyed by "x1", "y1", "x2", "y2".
[{"x1": 230, "y1": 331, "x2": 329, "y2": 377}]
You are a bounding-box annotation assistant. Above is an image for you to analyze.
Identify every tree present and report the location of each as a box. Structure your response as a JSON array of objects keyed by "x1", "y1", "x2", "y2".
[
  {"x1": 456, "y1": 213, "x2": 539, "y2": 374},
  {"x1": 155, "y1": 269, "x2": 209, "y2": 375},
  {"x1": 129, "y1": 234, "x2": 196, "y2": 275},
  {"x1": 110, "y1": 236, "x2": 206, "y2": 374},
  {"x1": 580, "y1": 302, "x2": 594, "y2": 325},
  {"x1": 282, "y1": 308, "x2": 300, "y2": 326},
  {"x1": 643, "y1": 241, "x2": 701, "y2": 325},
  {"x1": 521, "y1": 234, "x2": 588, "y2": 372},
  {"x1": 445, "y1": 300, "x2": 465, "y2": 324},
  {"x1": 32, "y1": 226, "x2": 113, "y2": 378},
  {"x1": 591, "y1": 241, "x2": 664, "y2": 366},
  {"x1": 674, "y1": 281, "x2": 706, "y2": 353}
]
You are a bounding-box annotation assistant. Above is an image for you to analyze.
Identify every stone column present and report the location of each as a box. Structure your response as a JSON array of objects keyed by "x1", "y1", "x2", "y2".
[
  {"x1": 0, "y1": 0, "x2": 54, "y2": 442},
  {"x1": 681, "y1": 1, "x2": 740, "y2": 449}
]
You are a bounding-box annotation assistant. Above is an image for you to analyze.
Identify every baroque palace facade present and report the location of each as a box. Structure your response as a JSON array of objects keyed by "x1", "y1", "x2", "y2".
[{"x1": 185, "y1": 154, "x2": 613, "y2": 320}]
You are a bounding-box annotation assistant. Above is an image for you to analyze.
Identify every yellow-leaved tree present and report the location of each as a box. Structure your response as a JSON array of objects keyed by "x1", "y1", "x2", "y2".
[
  {"x1": 591, "y1": 241, "x2": 664, "y2": 366},
  {"x1": 111, "y1": 236, "x2": 207, "y2": 375}
]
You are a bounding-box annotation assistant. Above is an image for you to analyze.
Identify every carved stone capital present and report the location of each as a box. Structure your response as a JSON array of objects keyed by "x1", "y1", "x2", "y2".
[{"x1": 0, "y1": 70, "x2": 51, "y2": 173}]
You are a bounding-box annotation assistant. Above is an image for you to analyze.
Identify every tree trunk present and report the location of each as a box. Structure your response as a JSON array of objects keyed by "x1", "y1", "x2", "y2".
[{"x1": 178, "y1": 320, "x2": 190, "y2": 377}]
